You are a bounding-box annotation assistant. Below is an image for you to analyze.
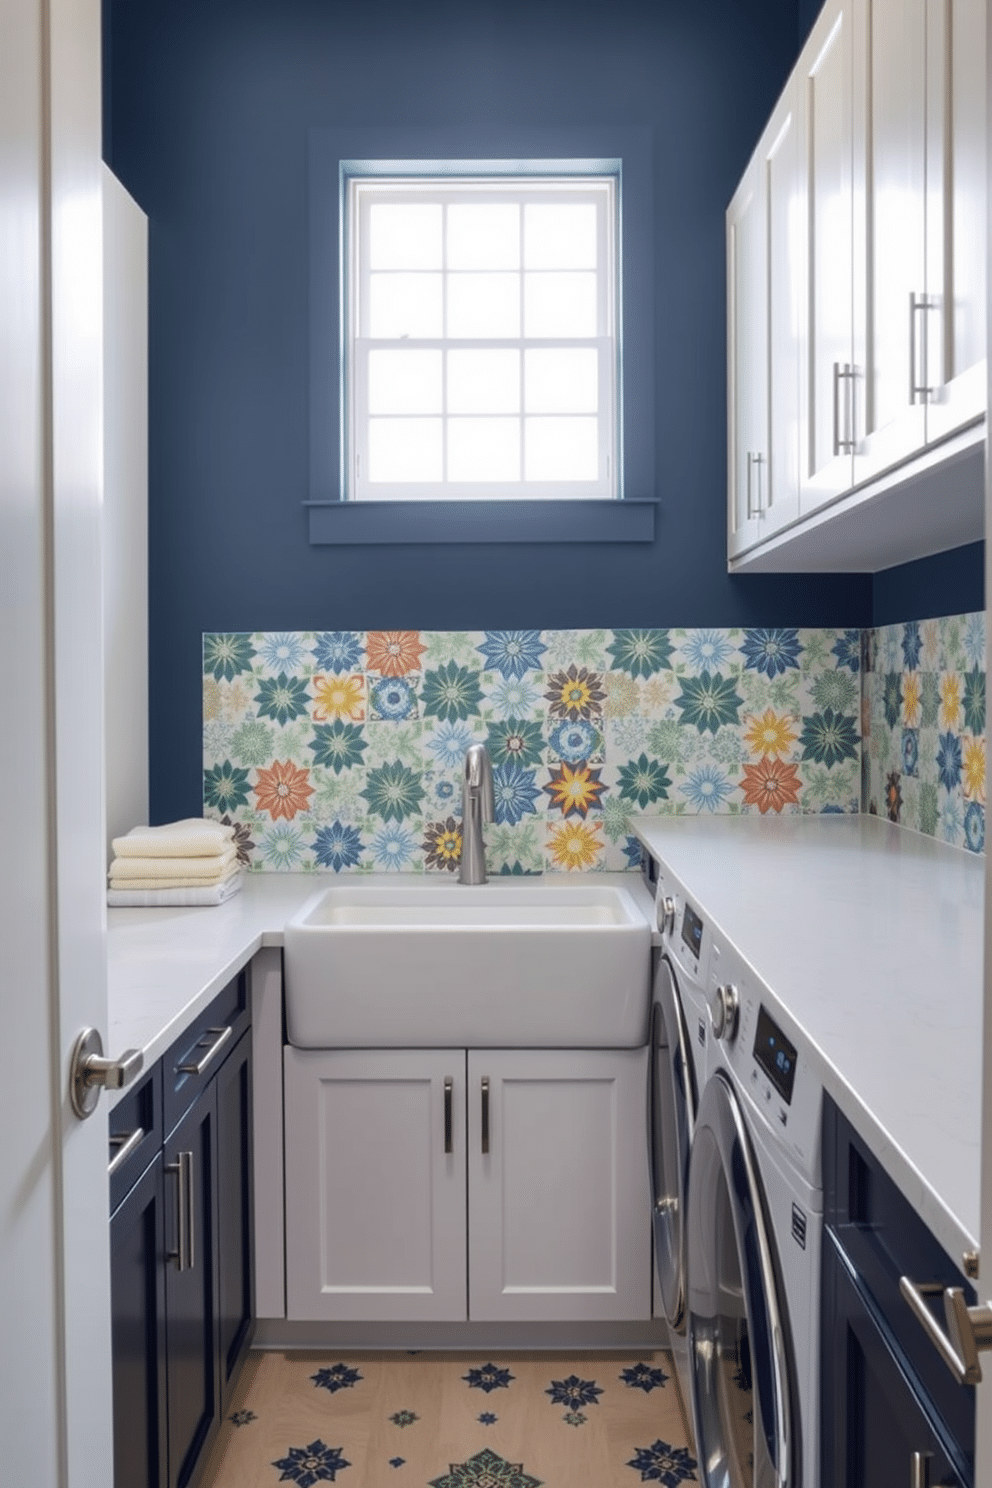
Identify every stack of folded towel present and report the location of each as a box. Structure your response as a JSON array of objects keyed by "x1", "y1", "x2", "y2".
[{"x1": 108, "y1": 818, "x2": 243, "y2": 907}]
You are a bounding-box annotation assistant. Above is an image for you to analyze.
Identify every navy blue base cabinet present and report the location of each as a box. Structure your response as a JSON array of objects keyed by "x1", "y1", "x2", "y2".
[
  {"x1": 821, "y1": 1096, "x2": 974, "y2": 1488},
  {"x1": 110, "y1": 971, "x2": 253, "y2": 1488}
]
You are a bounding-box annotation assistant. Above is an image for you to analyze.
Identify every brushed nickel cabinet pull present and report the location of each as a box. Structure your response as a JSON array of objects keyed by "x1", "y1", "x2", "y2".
[
  {"x1": 444, "y1": 1076, "x2": 453, "y2": 1155},
  {"x1": 166, "y1": 1150, "x2": 194, "y2": 1271},
  {"x1": 177, "y1": 1024, "x2": 233, "y2": 1077},
  {"x1": 481, "y1": 1077, "x2": 490, "y2": 1156},
  {"x1": 108, "y1": 1127, "x2": 144, "y2": 1177}
]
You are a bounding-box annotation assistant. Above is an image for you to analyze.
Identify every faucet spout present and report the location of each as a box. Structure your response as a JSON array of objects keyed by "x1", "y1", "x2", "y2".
[{"x1": 459, "y1": 744, "x2": 494, "y2": 885}]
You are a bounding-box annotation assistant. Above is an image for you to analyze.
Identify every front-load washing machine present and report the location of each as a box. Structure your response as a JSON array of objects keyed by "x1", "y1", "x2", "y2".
[
  {"x1": 646, "y1": 864, "x2": 713, "y2": 1430},
  {"x1": 686, "y1": 937, "x2": 822, "y2": 1487}
]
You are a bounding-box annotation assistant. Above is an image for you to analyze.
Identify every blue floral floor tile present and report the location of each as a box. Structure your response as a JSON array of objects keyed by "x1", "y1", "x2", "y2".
[{"x1": 201, "y1": 1350, "x2": 693, "y2": 1488}]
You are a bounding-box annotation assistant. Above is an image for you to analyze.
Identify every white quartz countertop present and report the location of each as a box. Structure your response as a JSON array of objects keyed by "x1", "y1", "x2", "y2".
[
  {"x1": 107, "y1": 870, "x2": 656, "y2": 1090},
  {"x1": 632, "y1": 813, "x2": 985, "y2": 1263}
]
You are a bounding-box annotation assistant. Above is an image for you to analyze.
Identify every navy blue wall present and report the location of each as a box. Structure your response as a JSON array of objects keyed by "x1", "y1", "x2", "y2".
[
  {"x1": 106, "y1": 0, "x2": 879, "y2": 822},
  {"x1": 873, "y1": 541, "x2": 985, "y2": 627}
]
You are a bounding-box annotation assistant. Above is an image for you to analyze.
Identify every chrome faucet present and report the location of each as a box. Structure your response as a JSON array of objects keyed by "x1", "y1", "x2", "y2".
[{"x1": 459, "y1": 744, "x2": 494, "y2": 885}]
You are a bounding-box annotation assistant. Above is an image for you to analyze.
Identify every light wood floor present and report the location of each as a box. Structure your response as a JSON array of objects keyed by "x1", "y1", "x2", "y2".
[{"x1": 202, "y1": 1349, "x2": 698, "y2": 1486}]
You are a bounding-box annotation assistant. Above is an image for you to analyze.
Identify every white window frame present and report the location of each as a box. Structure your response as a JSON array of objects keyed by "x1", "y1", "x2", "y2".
[{"x1": 344, "y1": 171, "x2": 620, "y2": 502}]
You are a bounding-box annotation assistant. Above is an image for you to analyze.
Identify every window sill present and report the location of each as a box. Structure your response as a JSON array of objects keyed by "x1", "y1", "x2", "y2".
[{"x1": 305, "y1": 499, "x2": 657, "y2": 545}]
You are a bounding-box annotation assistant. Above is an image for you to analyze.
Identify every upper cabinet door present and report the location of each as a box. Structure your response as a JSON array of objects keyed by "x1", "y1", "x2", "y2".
[
  {"x1": 727, "y1": 80, "x2": 801, "y2": 559},
  {"x1": 800, "y1": 0, "x2": 857, "y2": 514},
  {"x1": 924, "y1": 0, "x2": 987, "y2": 443},
  {"x1": 727, "y1": 159, "x2": 767, "y2": 557},
  {"x1": 852, "y1": 0, "x2": 929, "y2": 486}
]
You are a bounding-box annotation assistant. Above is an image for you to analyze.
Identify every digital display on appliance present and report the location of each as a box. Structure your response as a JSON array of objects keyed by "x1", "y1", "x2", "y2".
[
  {"x1": 680, "y1": 904, "x2": 703, "y2": 958},
  {"x1": 753, "y1": 1004, "x2": 797, "y2": 1105}
]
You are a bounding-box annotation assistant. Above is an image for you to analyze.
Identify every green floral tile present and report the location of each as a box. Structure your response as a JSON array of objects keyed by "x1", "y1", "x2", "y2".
[
  {"x1": 863, "y1": 612, "x2": 985, "y2": 853},
  {"x1": 203, "y1": 624, "x2": 875, "y2": 872}
]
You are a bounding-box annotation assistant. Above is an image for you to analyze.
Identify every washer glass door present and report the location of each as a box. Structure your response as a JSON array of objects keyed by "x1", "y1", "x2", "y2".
[
  {"x1": 648, "y1": 954, "x2": 696, "y2": 1332},
  {"x1": 687, "y1": 1071, "x2": 794, "y2": 1488}
]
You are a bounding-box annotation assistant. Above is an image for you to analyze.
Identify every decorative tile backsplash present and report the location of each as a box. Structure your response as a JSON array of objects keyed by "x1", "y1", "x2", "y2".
[
  {"x1": 862, "y1": 611, "x2": 985, "y2": 853},
  {"x1": 202, "y1": 627, "x2": 863, "y2": 873}
]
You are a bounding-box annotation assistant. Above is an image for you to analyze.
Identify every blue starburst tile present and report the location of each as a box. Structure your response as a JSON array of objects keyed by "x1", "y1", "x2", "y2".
[
  {"x1": 545, "y1": 1374, "x2": 602, "y2": 1410},
  {"x1": 311, "y1": 1363, "x2": 363, "y2": 1394},
  {"x1": 478, "y1": 1412, "x2": 498, "y2": 1425},
  {"x1": 626, "y1": 1439, "x2": 698, "y2": 1484},
  {"x1": 462, "y1": 1363, "x2": 515, "y2": 1394},
  {"x1": 229, "y1": 1408, "x2": 256, "y2": 1426},
  {"x1": 620, "y1": 1363, "x2": 670, "y2": 1393},
  {"x1": 389, "y1": 1459, "x2": 405, "y2": 1469},
  {"x1": 272, "y1": 1439, "x2": 351, "y2": 1485}
]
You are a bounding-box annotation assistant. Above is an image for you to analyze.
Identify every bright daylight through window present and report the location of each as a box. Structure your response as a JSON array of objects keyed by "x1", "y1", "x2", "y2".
[{"x1": 346, "y1": 174, "x2": 619, "y2": 501}]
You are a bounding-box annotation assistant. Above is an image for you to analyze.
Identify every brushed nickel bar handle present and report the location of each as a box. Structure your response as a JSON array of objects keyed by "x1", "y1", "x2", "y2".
[
  {"x1": 833, "y1": 361, "x2": 842, "y2": 456},
  {"x1": 481, "y1": 1077, "x2": 490, "y2": 1156},
  {"x1": 166, "y1": 1150, "x2": 194, "y2": 1271},
  {"x1": 177, "y1": 1024, "x2": 233, "y2": 1077},
  {"x1": 108, "y1": 1126, "x2": 144, "y2": 1178},
  {"x1": 900, "y1": 1275, "x2": 992, "y2": 1386},
  {"x1": 746, "y1": 453, "x2": 765, "y2": 518},
  {"x1": 444, "y1": 1076, "x2": 453, "y2": 1155},
  {"x1": 910, "y1": 1451, "x2": 931, "y2": 1488}
]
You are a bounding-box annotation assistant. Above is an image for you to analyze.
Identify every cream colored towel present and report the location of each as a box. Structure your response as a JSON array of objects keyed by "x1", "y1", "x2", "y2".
[
  {"x1": 110, "y1": 844, "x2": 237, "y2": 882},
  {"x1": 109, "y1": 863, "x2": 242, "y2": 891},
  {"x1": 112, "y1": 818, "x2": 234, "y2": 859},
  {"x1": 107, "y1": 874, "x2": 244, "y2": 908}
]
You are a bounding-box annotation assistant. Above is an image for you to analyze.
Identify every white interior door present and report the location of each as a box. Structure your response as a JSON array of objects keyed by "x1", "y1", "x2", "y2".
[
  {"x1": 0, "y1": 0, "x2": 113, "y2": 1483},
  {"x1": 977, "y1": 7, "x2": 992, "y2": 1473}
]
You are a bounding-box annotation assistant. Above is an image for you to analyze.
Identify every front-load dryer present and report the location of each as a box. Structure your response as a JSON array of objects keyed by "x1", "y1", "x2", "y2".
[
  {"x1": 646, "y1": 866, "x2": 713, "y2": 1433},
  {"x1": 686, "y1": 938, "x2": 822, "y2": 1487}
]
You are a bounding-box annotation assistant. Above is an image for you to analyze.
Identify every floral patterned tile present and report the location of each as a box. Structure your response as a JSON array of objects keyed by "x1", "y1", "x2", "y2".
[
  {"x1": 863, "y1": 612, "x2": 985, "y2": 853},
  {"x1": 203, "y1": 625, "x2": 878, "y2": 873}
]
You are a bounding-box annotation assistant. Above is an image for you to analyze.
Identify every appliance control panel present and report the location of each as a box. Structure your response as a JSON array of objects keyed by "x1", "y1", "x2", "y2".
[
  {"x1": 708, "y1": 942, "x2": 821, "y2": 1188},
  {"x1": 655, "y1": 868, "x2": 710, "y2": 988}
]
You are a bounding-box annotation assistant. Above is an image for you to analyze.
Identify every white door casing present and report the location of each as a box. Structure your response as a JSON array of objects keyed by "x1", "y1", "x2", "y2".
[{"x1": 0, "y1": 0, "x2": 113, "y2": 1483}]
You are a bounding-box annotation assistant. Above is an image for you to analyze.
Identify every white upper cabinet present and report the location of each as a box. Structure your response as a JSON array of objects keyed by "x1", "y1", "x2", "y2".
[
  {"x1": 727, "y1": 77, "x2": 802, "y2": 558},
  {"x1": 801, "y1": 0, "x2": 857, "y2": 512},
  {"x1": 923, "y1": 0, "x2": 987, "y2": 443},
  {"x1": 730, "y1": 0, "x2": 986, "y2": 571}
]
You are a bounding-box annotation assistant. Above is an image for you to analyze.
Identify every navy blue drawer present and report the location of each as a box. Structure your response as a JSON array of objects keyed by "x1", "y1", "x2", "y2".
[
  {"x1": 109, "y1": 1062, "x2": 162, "y2": 1215},
  {"x1": 162, "y1": 968, "x2": 249, "y2": 1137},
  {"x1": 823, "y1": 1096, "x2": 975, "y2": 1478}
]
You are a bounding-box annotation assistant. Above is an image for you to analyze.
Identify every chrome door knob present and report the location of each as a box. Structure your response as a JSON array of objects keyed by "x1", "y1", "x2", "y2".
[
  {"x1": 709, "y1": 983, "x2": 739, "y2": 1042},
  {"x1": 69, "y1": 1027, "x2": 143, "y2": 1119}
]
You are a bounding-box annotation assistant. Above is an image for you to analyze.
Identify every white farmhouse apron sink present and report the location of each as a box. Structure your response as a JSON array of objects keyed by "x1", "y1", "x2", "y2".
[{"x1": 283, "y1": 880, "x2": 651, "y2": 1047}]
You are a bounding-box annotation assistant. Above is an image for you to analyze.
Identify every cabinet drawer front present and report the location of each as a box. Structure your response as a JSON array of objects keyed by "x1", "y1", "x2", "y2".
[
  {"x1": 109, "y1": 1061, "x2": 162, "y2": 1215},
  {"x1": 163, "y1": 968, "x2": 249, "y2": 1136},
  {"x1": 824, "y1": 1097, "x2": 975, "y2": 1471},
  {"x1": 822, "y1": 1230, "x2": 970, "y2": 1487}
]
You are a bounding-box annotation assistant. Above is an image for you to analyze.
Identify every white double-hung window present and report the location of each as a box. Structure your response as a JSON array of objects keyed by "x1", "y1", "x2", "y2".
[{"x1": 345, "y1": 173, "x2": 619, "y2": 501}]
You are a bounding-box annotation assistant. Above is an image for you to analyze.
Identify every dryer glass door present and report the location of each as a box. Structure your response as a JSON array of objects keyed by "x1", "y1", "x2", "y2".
[
  {"x1": 687, "y1": 1071, "x2": 795, "y2": 1488},
  {"x1": 648, "y1": 955, "x2": 696, "y2": 1333}
]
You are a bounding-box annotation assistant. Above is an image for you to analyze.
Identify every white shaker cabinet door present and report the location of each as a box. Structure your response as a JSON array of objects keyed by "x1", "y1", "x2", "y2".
[
  {"x1": 800, "y1": 0, "x2": 857, "y2": 514},
  {"x1": 727, "y1": 157, "x2": 767, "y2": 557},
  {"x1": 466, "y1": 1047, "x2": 651, "y2": 1324},
  {"x1": 727, "y1": 80, "x2": 802, "y2": 559},
  {"x1": 283, "y1": 1047, "x2": 467, "y2": 1322},
  {"x1": 924, "y1": 0, "x2": 986, "y2": 444},
  {"x1": 852, "y1": 0, "x2": 929, "y2": 486}
]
